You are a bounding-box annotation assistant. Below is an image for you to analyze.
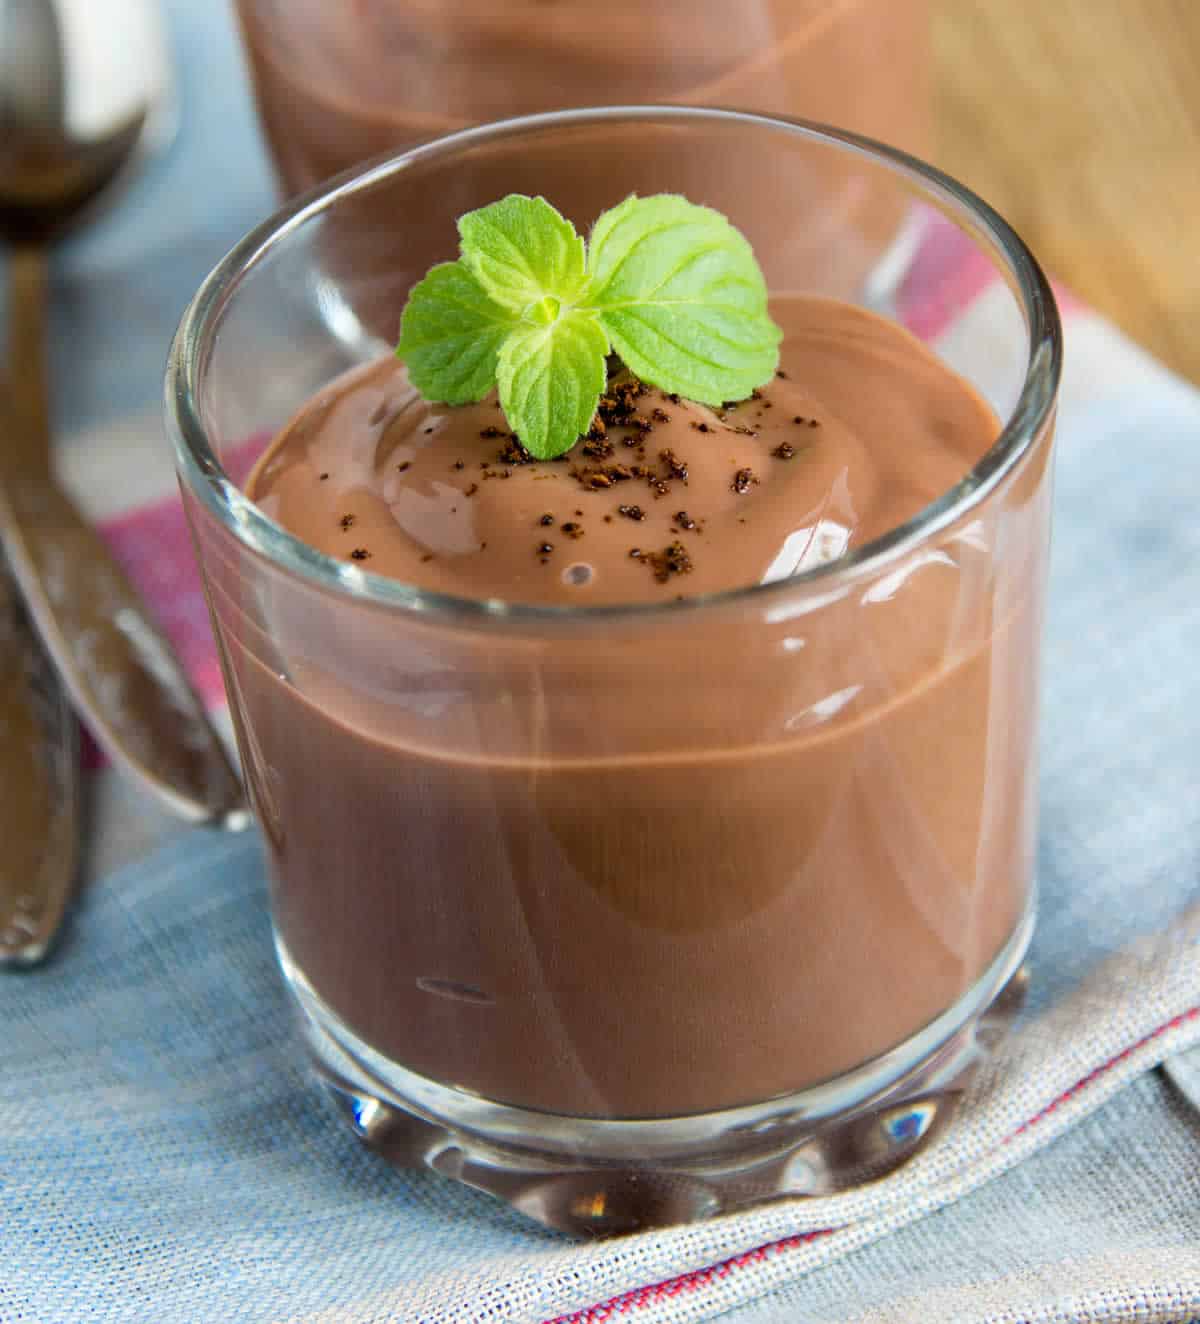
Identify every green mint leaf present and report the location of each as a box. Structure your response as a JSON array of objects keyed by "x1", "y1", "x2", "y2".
[
  {"x1": 584, "y1": 194, "x2": 781, "y2": 405},
  {"x1": 394, "y1": 192, "x2": 781, "y2": 459},
  {"x1": 496, "y1": 309, "x2": 608, "y2": 460},
  {"x1": 458, "y1": 195, "x2": 589, "y2": 315},
  {"x1": 395, "y1": 261, "x2": 518, "y2": 404}
]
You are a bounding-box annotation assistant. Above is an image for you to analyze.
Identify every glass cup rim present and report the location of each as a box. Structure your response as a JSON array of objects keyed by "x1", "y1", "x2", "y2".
[{"x1": 166, "y1": 104, "x2": 1062, "y2": 627}]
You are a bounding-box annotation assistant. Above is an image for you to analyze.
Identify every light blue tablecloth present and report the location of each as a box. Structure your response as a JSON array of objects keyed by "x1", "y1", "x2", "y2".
[{"x1": 4, "y1": 4, "x2": 1200, "y2": 1322}]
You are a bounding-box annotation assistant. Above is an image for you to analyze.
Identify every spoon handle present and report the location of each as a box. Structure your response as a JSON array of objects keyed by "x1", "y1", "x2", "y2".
[
  {"x1": 0, "y1": 246, "x2": 249, "y2": 828},
  {"x1": 0, "y1": 558, "x2": 80, "y2": 968}
]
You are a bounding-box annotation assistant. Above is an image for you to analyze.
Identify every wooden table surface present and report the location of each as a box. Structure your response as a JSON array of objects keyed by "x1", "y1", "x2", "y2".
[{"x1": 933, "y1": 0, "x2": 1200, "y2": 385}]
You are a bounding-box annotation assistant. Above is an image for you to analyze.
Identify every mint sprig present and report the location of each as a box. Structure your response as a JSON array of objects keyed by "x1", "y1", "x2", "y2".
[{"x1": 395, "y1": 193, "x2": 782, "y2": 460}]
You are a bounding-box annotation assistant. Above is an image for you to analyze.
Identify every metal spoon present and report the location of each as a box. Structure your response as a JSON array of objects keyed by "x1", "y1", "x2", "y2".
[
  {"x1": 0, "y1": 0, "x2": 248, "y2": 835},
  {"x1": 0, "y1": 542, "x2": 79, "y2": 969}
]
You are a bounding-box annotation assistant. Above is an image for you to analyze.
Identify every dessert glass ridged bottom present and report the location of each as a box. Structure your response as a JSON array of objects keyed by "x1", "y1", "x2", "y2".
[
  {"x1": 166, "y1": 109, "x2": 1061, "y2": 1236},
  {"x1": 279, "y1": 900, "x2": 1032, "y2": 1236}
]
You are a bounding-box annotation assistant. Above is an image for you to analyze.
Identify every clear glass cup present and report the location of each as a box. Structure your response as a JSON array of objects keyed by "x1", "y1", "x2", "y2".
[{"x1": 166, "y1": 108, "x2": 1060, "y2": 1236}]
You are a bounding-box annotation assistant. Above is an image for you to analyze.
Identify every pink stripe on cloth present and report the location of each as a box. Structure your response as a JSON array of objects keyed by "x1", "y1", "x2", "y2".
[
  {"x1": 97, "y1": 433, "x2": 267, "y2": 709},
  {"x1": 100, "y1": 496, "x2": 225, "y2": 706},
  {"x1": 896, "y1": 210, "x2": 999, "y2": 340},
  {"x1": 897, "y1": 207, "x2": 1081, "y2": 339},
  {"x1": 546, "y1": 1232, "x2": 835, "y2": 1324},
  {"x1": 83, "y1": 435, "x2": 267, "y2": 767},
  {"x1": 547, "y1": 1003, "x2": 1200, "y2": 1323}
]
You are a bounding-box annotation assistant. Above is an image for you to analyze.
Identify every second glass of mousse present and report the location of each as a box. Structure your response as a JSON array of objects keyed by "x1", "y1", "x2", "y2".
[
  {"x1": 235, "y1": 0, "x2": 929, "y2": 193},
  {"x1": 235, "y1": 0, "x2": 930, "y2": 313},
  {"x1": 167, "y1": 109, "x2": 1060, "y2": 1235}
]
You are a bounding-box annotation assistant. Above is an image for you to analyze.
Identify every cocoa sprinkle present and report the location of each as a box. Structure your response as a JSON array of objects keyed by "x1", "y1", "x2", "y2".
[
  {"x1": 570, "y1": 461, "x2": 636, "y2": 491},
  {"x1": 659, "y1": 449, "x2": 688, "y2": 481},
  {"x1": 644, "y1": 541, "x2": 693, "y2": 584},
  {"x1": 498, "y1": 436, "x2": 535, "y2": 465}
]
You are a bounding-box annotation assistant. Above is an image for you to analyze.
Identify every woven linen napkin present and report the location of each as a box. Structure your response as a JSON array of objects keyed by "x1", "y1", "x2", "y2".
[{"x1": 4, "y1": 2, "x2": 1200, "y2": 1318}]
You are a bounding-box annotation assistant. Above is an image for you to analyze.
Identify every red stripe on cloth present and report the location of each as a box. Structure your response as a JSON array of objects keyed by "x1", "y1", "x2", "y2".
[
  {"x1": 82, "y1": 435, "x2": 268, "y2": 767},
  {"x1": 544, "y1": 1231, "x2": 834, "y2": 1324},
  {"x1": 897, "y1": 207, "x2": 1082, "y2": 339},
  {"x1": 1008, "y1": 1003, "x2": 1200, "y2": 1139},
  {"x1": 896, "y1": 210, "x2": 998, "y2": 340},
  {"x1": 546, "y1": 1003, "x2": 1200, "y2": 1323}
]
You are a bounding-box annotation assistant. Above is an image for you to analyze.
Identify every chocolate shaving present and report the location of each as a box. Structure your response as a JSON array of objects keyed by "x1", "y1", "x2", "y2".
[
  {"x1": 644, "y1": 541, "x2": 693, "y2": 584},
  {"x1": 732, "y1": 467, "x2": 760, "y2": 495},
  {"x1": 570, "y1": 461, "x2": 636, "y2": 491},
  {"x1": 350, "y1": 548, "x2": 371, "y2": 561},
  {"x1": 498, "y1": 436, "x2": 535, "y2": 465},
  {"x1": 618, "y1": 504, "x2": 646, "y2": 521},
  {"x1": 659, "y1": 449, "x2": 688, "y2": 482}
]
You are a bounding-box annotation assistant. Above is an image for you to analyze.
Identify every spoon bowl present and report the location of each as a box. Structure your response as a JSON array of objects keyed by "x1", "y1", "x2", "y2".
[{"x1": 0, "y1": 0, "x2": 173, "y2": 237}]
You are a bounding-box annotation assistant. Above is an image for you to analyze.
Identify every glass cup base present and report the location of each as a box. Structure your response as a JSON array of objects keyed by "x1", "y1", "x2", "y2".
[{"x1": 279, "y1": 904, "x2": 1032, "y2": 1237}]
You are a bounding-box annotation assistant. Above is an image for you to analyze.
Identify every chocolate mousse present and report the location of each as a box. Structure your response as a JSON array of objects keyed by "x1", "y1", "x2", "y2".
[
  {"x1": 218, "y1": 294, "x2": 1044, "y2": 1118},
  {"x1": 236, "y1": 1, "x2": 929, "y2": 195},
  {"x1": 249, "y1": 299, "x2": 983, "y2": 605}
]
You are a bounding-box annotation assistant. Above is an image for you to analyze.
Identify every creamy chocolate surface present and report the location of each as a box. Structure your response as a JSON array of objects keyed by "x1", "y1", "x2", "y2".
[
  {"x1": 212, "y1": 292, "x2": 1050, "y2": 1120},
  {"x1": 248, "y1": 298, "x2": 986, "y2": 605}
]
